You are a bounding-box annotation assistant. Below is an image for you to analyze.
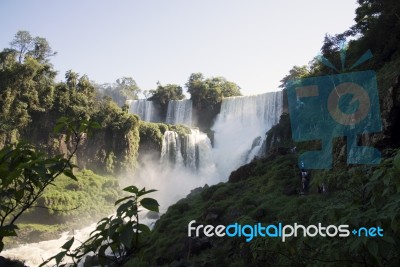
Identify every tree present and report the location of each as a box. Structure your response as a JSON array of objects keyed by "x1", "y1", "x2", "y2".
[
  {"x1": 185, "y1": 73, "x2": 241, "y2": 128},
  {"x1": 40, "y1": 186, "x2": 159, "y2": 267},
  {"x1": 65, "y1": 70, "x2": 79, "y2": 88},
  {"x1": 95, "y1": 77, "x2": 141, "y2": 107},
  {"x1": 9, "y1": 31, "x2": 56, "y2": 63},
  {"x1": 28, "y1": 36, "x2": 57, "y2": 63},
  {"x1": 0, "y1": 47, "x2": 57, "y2": 131},
  {"x1": 279, "y1": 65, "x2": 310, "y2": 89},
  {"x1": 148, "y1": 82, "x2": 185, "y2": 115},
  {"x1": 148, "y1": 82, "x2": 185, "y2": 106},
  {"x1": 0, "y1": 117, "x2": 100, "y2": 252},
  {"x1": 344, "y1": 0, "x2": 400, "y2": 66},
  {"x1": 116, "y1": 77, "x2": 141, "y2": 100},
  {"x1": 10, "y1": 30, "x2": 32, "y2": 63},
  {"x1": 185, "y1": 72, "x2": 241, "y2": 109}
]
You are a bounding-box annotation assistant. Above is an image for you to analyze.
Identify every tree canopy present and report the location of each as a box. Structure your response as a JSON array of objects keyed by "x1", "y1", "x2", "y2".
[
  {"x1": 186, "y1": 72, "x2": 241, "y2": 109},
  {"x1": 10, "y1": 30, "x2": 56, "y2": 63}
]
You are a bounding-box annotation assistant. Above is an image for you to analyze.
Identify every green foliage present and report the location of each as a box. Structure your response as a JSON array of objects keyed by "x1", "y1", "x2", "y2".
[
  {"x1": 41, "y1": 187, "x2": 159, "y2": 267},
  {"x1": 139, "y1": 121, "x2": 165, "y2": 152},
  {"x1": 9, "y1": 30, "x2": 56, "y2": 63},
  {"x1": 148, "y1": 82, "x2": 185, "y2": 114},
  {"x1": 279, "y1": 65, "x2": 310, "y2": 89},
  {"x1": 186, "y1": 72, "x2": 241, "y2": 108},
  {"x1": 0, "y1": 117, "x2": 98, "y2": 252},
  {"x1": 0, "y1": 50, "x2": 56, "y2": 131},
  {"x1": 186, "y1": 73, "x2": 241, "y2": 129},
  {"x1": 1, "y1": 32, "x2": 141, "y2": 175},
  {"x1": 138, "y1": 121, "x2": 190, "y2": 163},
  {"x1": 128, "y1": 149, "x2": 400, "y2": 266},
  {"x1": 3, "y1": 170, "x2": 120, "y2": 248},
  {"x1": 96, "y1": 77, "x2": 141, "y2": 107}
]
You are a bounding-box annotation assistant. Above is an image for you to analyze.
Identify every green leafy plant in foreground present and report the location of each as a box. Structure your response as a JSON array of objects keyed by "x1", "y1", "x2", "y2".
[
  {"x1": 40, "y1": 186, "x2": 159, "y2": 267},
  {"x1": 0, "y1": 117, "x2": 100, "y2": 252}
]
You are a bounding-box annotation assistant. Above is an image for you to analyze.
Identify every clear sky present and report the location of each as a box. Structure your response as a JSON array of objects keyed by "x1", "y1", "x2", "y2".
[{"x1": 0, "y1": 0, "x2": 358, "y2": 95}]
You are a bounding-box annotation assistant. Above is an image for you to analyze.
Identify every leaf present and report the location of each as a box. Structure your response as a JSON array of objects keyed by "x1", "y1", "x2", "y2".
[
  {"x1": 89, "y1": 121, "x2": 101, "y2": 129},
  {"x1": 63, "y1": 169, "x2": 77, "y2": 181},
  {"x1": 117, "y1": 200, "x2": 135, "y2": 216},
  {"x1": 39, "y1": 259, "x2": 52, "y2": 267},
  {"x1": 120, "y1": 222, "x2": 134, "y2": 249},
  {"x1": 61, "y1": 237, "x2": 74, "y2": 250},
  {"x1": 0, "y1": 224, "x2": 19, "y2": 237},
  {"x1": 53, "y1": 122, "x2": 65, "y2": 134},
  {"x1": 136, "y1": 223, "x2": 150, "y2": 234},
  {"x1": 54, "y1": 251, "x2": 66, "y2": 266},
  {"x1": 123, "y1": 185, "x2": 139, "y2": 194},
  {"x1": 137, "y1": 189, "x2": 158, "y2": 197},
  {"x1": 15, "y1": 189, "x2": 24, "y2": 202},
  {"x1": 98, "y1": 244, "x2": 108, "y2": 258},
  {"x1": 114, "y1": 196, "x2": 133, "y2": 206},
  {"x1": 140, "y1": 198, "x2": 159, "y2": 212}
]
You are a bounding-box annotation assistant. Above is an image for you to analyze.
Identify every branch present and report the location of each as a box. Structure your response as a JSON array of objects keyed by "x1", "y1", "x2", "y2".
[{"x1": 8, "y1": 132, "x2": 83, "y2": 227}]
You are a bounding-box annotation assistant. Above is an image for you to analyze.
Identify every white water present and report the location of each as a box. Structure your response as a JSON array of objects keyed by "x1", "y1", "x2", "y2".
[
  {"x1": 166, "y1": 99, "x2": 192, "y2": 125},
  {"x1": 1, "y1": 214, "x2": 157, "y2": 267},
  {"x1": 1, "y1": 223, "x2": 96, "y2": 267},
  {"x1": 127, "y1": 99, "x2": 156, "y2": 122},
  {"x1": 3, "y1": 91, "x2": 282, "y2": 266},
  {"x1": 212, "y1": 91, "x2": 283, "y2": 178},
  {"x1": 160, "y1": 129, "x2": 215, "y2": 173}
]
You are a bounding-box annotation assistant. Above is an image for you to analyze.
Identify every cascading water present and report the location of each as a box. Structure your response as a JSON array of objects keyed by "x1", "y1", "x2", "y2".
[
  {"x1": 159, "y1": 91, "x2": 282, "y2": 179},
  {"x1": 160, "y1": 131, "x2": 184, "y2": 167},
  {"x1": 166, "y1": 99, "x2": 192, "y2": 125},
  {"x1": 4, "y1": 91, "x2": 282, "y2": 265},
  {"x1": 212, "y1": 91, "x2": 283, "y2": 178},
  {"x1": 127, "y1": 99, "x2": 156, "y2": 122},
  {"x1": 160, "y1": 129, "x2": 214, "y2": 174}
]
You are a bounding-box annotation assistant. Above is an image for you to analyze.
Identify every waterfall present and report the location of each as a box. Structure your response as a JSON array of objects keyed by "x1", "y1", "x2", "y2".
[
  {"x1": 160, "y1": 91, "x2": 282, "y2": 179},
  {"x1": 127, "y1": 99, "x2": 156, "y2": 122},
  {"x1": 160, "y1": 129, "x2": 214, "y2": 174},
  {"x1": 166, "y1": 99, "x2": 192, "y2": 126},
  {"x1": 5, "y1": 91, "x2": 282, "y2": 263},
  {"x1": 212, "y1": 91, "x2": 282, "y2": 178},
  {"x1": 160, "y1": 131, "x2": 183, "y2": 167}
]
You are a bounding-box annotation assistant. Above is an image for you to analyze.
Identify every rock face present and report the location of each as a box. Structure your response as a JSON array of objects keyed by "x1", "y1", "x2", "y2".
[
  {"x1": 378, "y1": 75, "x2": 400, "y2": 148},
  {"x1": 0, "y1": 112, "x2": 140, "y2": 175},
  {"x1": 228, "y1": 160, "x2": 257, "y2": 183}
]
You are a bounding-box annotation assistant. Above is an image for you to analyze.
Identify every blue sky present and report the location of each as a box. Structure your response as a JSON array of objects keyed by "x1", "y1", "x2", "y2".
[{"x1": 0, "y1": 0, "x2": 358, "y2": 95}]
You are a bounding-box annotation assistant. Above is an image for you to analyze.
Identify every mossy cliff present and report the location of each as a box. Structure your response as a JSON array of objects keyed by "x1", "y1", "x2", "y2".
[
  {"x1": 138, "y1": 121, "x2": 191, "y2": 163},
  {"x1": 124, "y1": 52, "x2": 400, "y2": 267},
  {"x1": 125, "y1": 127, "x2": 400, "y2": 267}
]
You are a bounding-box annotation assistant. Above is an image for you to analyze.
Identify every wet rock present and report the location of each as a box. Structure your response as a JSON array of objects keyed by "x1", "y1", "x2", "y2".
[
  {"x1": 187, "y1": 185, "x2": 207, "y2": 198},
  {"x1": 228, "y1": 161, "x2": 257, "y2": 183}
]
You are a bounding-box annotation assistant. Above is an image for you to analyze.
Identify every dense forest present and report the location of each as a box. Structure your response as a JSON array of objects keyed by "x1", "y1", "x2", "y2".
[
  {"x1": 0, "y1": 28, "x2": 242, "y2": 259},
  {"x1": 1, "y1": 0, "x2": 400, "y2": 266}
]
